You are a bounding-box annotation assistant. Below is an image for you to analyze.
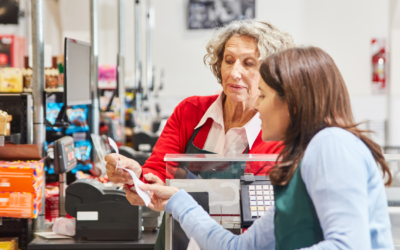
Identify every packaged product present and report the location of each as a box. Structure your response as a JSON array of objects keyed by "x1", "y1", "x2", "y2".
[
  {"x1": 65, "y1": 105, "x2": 89, "y2": 134},
  {"x1": 46, "y1": 102, "x2": 63, "y2": 132},
  {"x1": 0, "y1": 144, "x2": 44, "y2": 218},
  {"x1": 0, "y1": 67, "x2": 23, "y2": 92}
]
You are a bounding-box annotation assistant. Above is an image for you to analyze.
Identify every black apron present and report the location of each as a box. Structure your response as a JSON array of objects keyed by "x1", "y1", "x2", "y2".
[{"x1": 154, "y1": 126, "x2": 248, "y2": 250}]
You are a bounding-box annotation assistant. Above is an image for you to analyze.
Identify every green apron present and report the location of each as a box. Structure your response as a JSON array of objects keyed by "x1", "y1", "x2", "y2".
[
  {"x1": 154, "y1": 126, "x2": 248, "y2": 250},
  {"x1": 273, "y1": 161, "x2": 324, "y2": 249}
]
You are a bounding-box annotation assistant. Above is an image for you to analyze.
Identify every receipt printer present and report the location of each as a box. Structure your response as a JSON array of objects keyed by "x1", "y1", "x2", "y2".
[{"x1": 65, "y1": 179, "x2": 142, "y2": 241}]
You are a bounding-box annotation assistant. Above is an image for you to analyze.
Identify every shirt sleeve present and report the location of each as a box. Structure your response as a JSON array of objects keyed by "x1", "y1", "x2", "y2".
[
  {"x1": 299, "y1": 129, "x2": 372, "y2": 250},
  {"x1": 166, "y1": 189, "x2": 276, "y2": 250},
  {"x1": 139, "y1": 99, "x2": 187, "y2": 183}
]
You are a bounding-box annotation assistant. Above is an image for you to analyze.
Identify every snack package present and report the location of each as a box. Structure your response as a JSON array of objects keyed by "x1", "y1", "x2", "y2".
[
  {"x1": 46, "y1": 102, "x2": 63, "y2": 132},
  {"x1": 65, "y1": 105, "x2": 89, "y2": 134},
  {"x1": 0, "y1": 67, "x2": 23, "y2": 92},
  {"x1": 71, "y1": 140, "x2": 93, "y2": 174},
  {"x1": 74, "y1": 140, "x2": 92, "y2": 162}
]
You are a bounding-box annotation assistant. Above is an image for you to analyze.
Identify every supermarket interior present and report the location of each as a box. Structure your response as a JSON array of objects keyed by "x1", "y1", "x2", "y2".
[{"x1": 1, "y1": 0, "x2": 400, "y2": 249}]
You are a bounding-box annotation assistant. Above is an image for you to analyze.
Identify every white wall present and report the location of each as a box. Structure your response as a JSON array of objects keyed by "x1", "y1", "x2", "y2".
[
  {"x1": 5, "y1": 0, "x2": 397, "y2": 145},
  {"x1": 151, "y1": 0, "x2": 396, "y2": 146}
]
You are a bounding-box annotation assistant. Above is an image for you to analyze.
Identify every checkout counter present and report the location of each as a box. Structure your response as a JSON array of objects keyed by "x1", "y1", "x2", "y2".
[
  {"x1": 28, "y1": 137, "x2": 158, "y2": 250},
  {"x1": 27, "y1": 151, "x2": 400, "y2": 249},
  {"x1": 28, "y1": 153, "x2": 277, "y2": 250}
]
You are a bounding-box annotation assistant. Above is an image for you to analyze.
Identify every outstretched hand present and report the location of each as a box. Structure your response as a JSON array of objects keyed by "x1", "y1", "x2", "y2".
[
  {"x1": 138, "y1": 183, "x2": 179, "y2": 211},
  {"x1": 123, "y1": 173, "x2": 166, "y2": 207}
]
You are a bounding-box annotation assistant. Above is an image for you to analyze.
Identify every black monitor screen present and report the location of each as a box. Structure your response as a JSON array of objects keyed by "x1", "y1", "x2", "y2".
[{"x1": 64, "y1": 38, "x2": 92, "y2": 106}]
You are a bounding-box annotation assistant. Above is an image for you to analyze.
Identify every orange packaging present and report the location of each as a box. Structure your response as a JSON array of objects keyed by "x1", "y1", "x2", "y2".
[
  {"x1": 0, "y1": 159, "x2": 44, "y2": 193},
  {"x1": 0, "y1": 189, "x2": 42, "y2": 218},
  {"x1": 0, "y1": 159, "x2": 44, "y2": 218}
]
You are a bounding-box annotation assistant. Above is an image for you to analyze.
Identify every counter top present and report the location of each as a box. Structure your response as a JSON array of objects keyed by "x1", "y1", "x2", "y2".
[{"x1": 28, "y1": 230, "x2": 158, "y2": 250}]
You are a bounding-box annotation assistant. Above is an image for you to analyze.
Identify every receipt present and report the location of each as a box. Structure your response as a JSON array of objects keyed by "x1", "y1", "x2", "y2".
[{"x1": 108, "y1": 137, "x2": 151, "y2": 207}]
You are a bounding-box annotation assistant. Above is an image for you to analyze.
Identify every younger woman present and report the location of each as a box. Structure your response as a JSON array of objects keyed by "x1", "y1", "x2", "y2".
[{"x1": 136, "y1": 47, "x2": 394, "y2": 250}]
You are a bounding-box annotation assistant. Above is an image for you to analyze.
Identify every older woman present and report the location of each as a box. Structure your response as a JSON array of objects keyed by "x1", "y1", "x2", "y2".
[
  {"x1": 105, "y1": 19, "x2": 295, "y2": 188},
  {"x1": 105, "y1": 19, "x2": 295, "y2": 249}
]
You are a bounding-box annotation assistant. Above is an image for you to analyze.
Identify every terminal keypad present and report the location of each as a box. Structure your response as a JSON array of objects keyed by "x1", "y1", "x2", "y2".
[{"x1": 248, "y1": 184, "x2": 274, "y2": 218}]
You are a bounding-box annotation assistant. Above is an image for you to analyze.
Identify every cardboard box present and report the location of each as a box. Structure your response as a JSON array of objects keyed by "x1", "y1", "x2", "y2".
[
  {"x1": 0, "y1": 159, "x2": 44, "y2": 193},
  {"x1": 0, "y1": 159, "x2": 44, "y2": 219},
  {"x1": 0, "y1": 190, "x2": 42, "y2": 218}
]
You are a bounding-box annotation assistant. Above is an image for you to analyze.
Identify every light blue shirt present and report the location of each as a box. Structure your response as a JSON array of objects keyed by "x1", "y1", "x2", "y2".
[{"x1": 165, "y1": 127, "x2": 394, "y2": 250}]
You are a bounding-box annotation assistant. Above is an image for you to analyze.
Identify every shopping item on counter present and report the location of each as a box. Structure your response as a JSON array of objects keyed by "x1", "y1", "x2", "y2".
[
  {"x1": 0, "y1": 237, "x2": 18, "y2": 250},
  {"x1": 0, "y1": 67, "x2": 23, "y2": 92},
  {"x1": 65, "y1": 105, "x2": 89, "y2": 134},
  {"x1": 46, "y1": 102, "x2": 63, "y2": 132},
  {"x1": 53, "y1": 217, "x2": 76, "y2": 236}
]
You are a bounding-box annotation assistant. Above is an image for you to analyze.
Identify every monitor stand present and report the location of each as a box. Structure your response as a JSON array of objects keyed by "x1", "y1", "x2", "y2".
[{"x1": 52, "y1": 106, "x2": 70, "y2": 128}]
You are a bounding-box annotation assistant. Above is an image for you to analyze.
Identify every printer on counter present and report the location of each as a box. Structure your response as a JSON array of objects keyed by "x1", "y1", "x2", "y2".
[{"x1": 65, "y1": 179, "x2": 142, "y2": 241}]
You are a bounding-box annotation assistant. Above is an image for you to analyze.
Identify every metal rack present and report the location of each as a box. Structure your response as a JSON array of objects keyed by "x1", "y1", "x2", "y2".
[{"x1": 0, "y1": 93, "x2": 33, "y2": 144}]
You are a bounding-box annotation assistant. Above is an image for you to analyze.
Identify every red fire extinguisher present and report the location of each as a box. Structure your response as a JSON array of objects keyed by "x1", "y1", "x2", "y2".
[{"x1": 371, "y1": 39, "x2": 386, "y2": 89}]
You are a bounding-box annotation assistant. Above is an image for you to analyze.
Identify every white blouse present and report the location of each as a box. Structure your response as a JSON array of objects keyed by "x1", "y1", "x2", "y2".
[{"x1": 194, "y1": 93, "x2": 261, "y2": 154}]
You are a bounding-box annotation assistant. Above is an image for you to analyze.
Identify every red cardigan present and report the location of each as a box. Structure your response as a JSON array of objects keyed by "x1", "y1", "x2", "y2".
[{"x1": 140, "y1": 95, "x2": 283, "y2": 183}]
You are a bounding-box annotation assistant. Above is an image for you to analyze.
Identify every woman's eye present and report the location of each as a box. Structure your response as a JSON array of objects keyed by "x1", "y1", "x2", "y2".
[
  {"x1": 245, "y1": 62, "x2": 254, "y2": 66},
  {"x1": 225, "y1": 60, "x2": 233, "y2": 64}
]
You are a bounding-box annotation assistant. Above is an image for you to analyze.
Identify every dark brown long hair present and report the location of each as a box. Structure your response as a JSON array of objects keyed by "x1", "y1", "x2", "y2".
[{"x1": 260, "y1": 47, "x2": 392, "y2": 186}]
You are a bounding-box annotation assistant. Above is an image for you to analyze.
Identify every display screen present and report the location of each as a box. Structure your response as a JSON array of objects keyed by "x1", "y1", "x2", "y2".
[
  {"x1": 65, "y1": 39, "x2": 92, "y2": 106},
  {"x1": 65, "y1": 143, "x2": 76, "y2": 164}
]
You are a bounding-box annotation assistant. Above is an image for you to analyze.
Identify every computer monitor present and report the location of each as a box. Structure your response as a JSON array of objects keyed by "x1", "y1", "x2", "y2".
[
  {"x1": 50, "y1": 38, "x2": 92, "y2": 127},
  {"x1": 64, "y1": 37, "x2": 92, "y2": 106}
]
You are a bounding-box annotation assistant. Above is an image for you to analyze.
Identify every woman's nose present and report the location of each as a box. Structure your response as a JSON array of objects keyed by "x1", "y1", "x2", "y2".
[{"x1": 230, "y1": 61, "x2": 242, "y2": 80}]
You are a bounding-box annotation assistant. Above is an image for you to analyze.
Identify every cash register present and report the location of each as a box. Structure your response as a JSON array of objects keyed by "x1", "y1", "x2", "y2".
[
  {"x1": 53, "y1": 136, "x2": 142, "y2": 241},
  {"x1": 65, "y1": 179, "x2": 142, "y2": 241}
]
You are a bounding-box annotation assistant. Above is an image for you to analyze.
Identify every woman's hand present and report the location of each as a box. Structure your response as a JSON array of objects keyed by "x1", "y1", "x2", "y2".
[
  {"x1": 138, "y1": 182, "x2": 179, "y2": 212},
  {"x1": 123, "y1": 173, "x2": 166, "y2": 207},
  {"x1": 105, "y1": 153, "x2": 142, "y2": 185}
]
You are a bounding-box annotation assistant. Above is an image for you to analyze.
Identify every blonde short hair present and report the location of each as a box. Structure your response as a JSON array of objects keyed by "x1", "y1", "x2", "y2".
[{"x1": 204, "y1": 19, "x2": 296, "y2": 83}]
